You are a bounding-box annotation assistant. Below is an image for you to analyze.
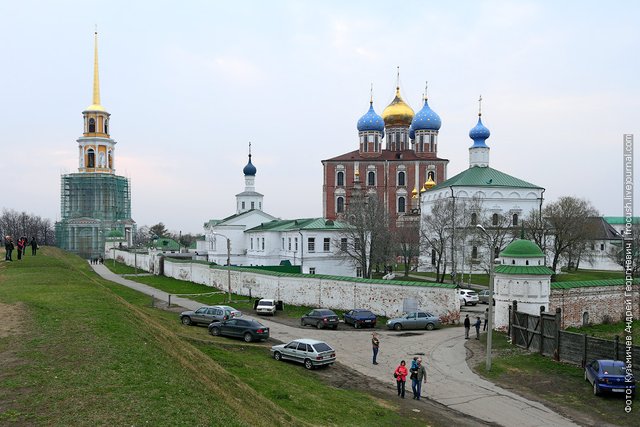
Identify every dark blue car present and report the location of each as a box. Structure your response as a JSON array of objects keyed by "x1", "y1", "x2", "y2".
[
  {"x1": 343, "y1": 309, "x2": 377, "y2": 328},
  {"x1": 585, "y1": 359, "x2": 635, "y2": 397}
]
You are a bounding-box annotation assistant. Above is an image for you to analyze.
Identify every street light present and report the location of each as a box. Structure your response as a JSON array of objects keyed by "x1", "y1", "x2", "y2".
[
  {"x1": 212, "y1": 232, "x2": 232, "y2": 303},
  {"x1": 476, "y1": 224, "x2": 495, "y2": 371}
]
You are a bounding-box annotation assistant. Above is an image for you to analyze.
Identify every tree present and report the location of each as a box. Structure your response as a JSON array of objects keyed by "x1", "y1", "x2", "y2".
[
  {"x1": 474, "y1": 208, "x2": 515, "y2": 275},
  {"x1": 523, "y1": 208, "x2": 551, "y2": 255},
  {"x1": 394, "y1": 217, "x2": 420, "y2": 277},
  {"x1": 338, "y1": 192, "x2": 389, "y2": 278},
  {"x1": 609, "y1": 224, "x2": 640, "y2": 276},
  {"x1": 544, "y1": 196, "x2": 599, "y2": 274},
  {"x1": 420, "y1": 198, "x2": 453, "y2": 283},
  {"x1": 134, "y1": 226, "x2": 152, "y2": 246},
  {"x1": 149, "y1": 222, "x2": 168, "y2": 238},
  {"x1": 0, "y1": 209, "x2": 55, "y2": 245}
]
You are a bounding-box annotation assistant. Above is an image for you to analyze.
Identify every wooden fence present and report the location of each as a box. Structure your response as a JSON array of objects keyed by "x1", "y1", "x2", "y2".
[{"x1": 508, "y1": 301, "x2": 639, "y2": 372}]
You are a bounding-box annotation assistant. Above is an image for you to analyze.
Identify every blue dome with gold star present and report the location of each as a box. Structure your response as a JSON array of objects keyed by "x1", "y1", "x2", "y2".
[
  {"x1": 411, "y1": 99, "x2": 441, "y2": 131},
  {"x1": 357, "y1": 102, "x2": 385, "y2": 134},
  {"x1": 469, "y1": 116, "x2": 491, "y2": 147},
  {"x1": 243, "y1": 154, "x2": 256, "y2": 176}
]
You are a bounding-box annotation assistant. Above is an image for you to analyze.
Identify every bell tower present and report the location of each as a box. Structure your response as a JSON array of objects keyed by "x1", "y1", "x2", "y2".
[{"x1": 77, "y1": 31, "x2": 117, "y2": 174}]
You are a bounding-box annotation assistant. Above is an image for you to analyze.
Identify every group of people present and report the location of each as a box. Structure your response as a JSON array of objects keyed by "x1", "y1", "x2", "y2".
[
  {"x1": 371, "y1": 332, "x2": 429, "y2": 400},
  {"x1": 4, "y1": 235, "x2": 38, "y2": 261},
  {"x1": 89, "y1": 256, "x2": 104, "y2": 265},
  {"x1": 463, "y1": 312, "x2": 489, "y2": 340}
]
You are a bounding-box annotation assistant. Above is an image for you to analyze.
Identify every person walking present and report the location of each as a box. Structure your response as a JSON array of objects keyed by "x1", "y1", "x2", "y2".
[
  {"x1": 4, "y1": 236, "x2": 14, "y2": 261},
  {"x1": 16, "y1": 237, "x2": 24, "y2": 260},
  {"x1": 474, "y1": 316, "x2": 481, "y2": 340},
  {"x1": 411, "y1": 358, "x2": 428, "y2": 400},
  {"x1": 483, "y1": 308, "x2": 489, "y2": 331},
  {"x1": 30, "y1": 237, "x2": 38, "y2": 256},
  {"x1": 371, "y1": 332, "x2": 380, "y2": 365},
  {"x1": 464, "y1": 314, "x2": 470, "y2": 339},
  {"x1": 394, "y1": 360, "x2": 408, "y2": 398}
]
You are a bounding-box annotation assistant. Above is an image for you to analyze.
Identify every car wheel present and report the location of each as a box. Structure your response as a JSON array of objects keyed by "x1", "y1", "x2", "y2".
[
  {"x1": 181, "y1": 316, "x2": 192, "y2": 326},
  {"x1": 274, "y1": 351, "x2": 282, "y2": 361},
  {"x1": 300, "y1": 319, "x2": 305, "y2": 327},
  {"x1": 304, "y1": 359, "x2": 314, "y2": 370},
  {"x1": 243, "y1": 332, "x2": 253, "y2": 343},
  {"x1": 210, "y1": 327, "x2": 220, "y2": 336},
  {"x1": 354, "y1": 321, "x2": 359, "y2": 329},
  {"x1": 593, "y1": 382, "x2": 600, "y2": 396},
  {"x1": 394, "y1": 323, "x2": 402, "y2": 331},
  {"x1": 472, "y1": 303, "x2": 477, "y2": 306},
  {"x1": 316, "y1": 321, "x2": 323, "y2": 329},
  {"x1": 463, "y1": 299, "x2": 468, "y2": 306},
  {"x1": 426, "y1": 323, "x2": 435, "y2": 331}
]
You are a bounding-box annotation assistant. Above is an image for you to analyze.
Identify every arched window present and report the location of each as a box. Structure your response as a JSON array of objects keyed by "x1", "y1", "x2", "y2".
[
  {"x1": 471, "y1": 246, "x2": 478, "y2": 259},
  {"x1": 87, "y1": 148, "x2": 95, "y2": 168},
  {"x1": 104, "y1": 119, "x2": 109, "y2": 134},
  {"x1": 336, "y1": 197, "x2": 344, "y2": 213},
  {"x1": 582, "y1": 312, "x2": 589, "y2": 326},
  {"x1": 526, "y1": 260, "x2": 530, "y2": 265},
  {"x1": 88, "y1": 118, "x2": 96, "y2": 133},
  {"x1": 398, "y1": 196, "x2": 406, "y2": 213},
  {"x1": 512, "y1": 213, "x2": 519, "y2": 226},
  {"x1": 367, "y1": 171, "x2": 375, "y2": 186},
  {"x1": 427, "y1": 171, "x2": 435, "y2": 180},
  {"x1": 398, "y1": 171, "x2": 405, "y2": 186},
  {"x1": 337, "y1": 171, "x2": 344, "y2": 186},
  {"x1": 471, "y1": 213, "x2": 477, "y2": 225},
  {"x1": 492, "y1": 213, "x2": 499, "y2": 226}
]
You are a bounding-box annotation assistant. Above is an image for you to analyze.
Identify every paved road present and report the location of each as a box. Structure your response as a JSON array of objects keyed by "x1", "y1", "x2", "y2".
[{"x1": 91, "y1": 264, "x2": 579, "y2": 427}]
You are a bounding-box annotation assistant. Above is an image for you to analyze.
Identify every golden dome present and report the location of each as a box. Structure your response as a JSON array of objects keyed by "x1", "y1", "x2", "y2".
[
  {"x1": 382, "y1": 87, "x2": 414, "y2": 127},
  {"x1": 424, "y1": 176, "x2": 436, "y2": 190},
  {"x1": 411, "y1": 187, "x2": 418, "y2": 199}
]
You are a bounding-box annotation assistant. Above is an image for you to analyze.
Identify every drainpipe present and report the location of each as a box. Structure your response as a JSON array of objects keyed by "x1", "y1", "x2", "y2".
[{"x1": 298, "y1": 230, "x2": 304, "y2": 273}]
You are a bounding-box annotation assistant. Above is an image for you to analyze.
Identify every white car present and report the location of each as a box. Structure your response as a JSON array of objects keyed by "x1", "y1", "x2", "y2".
[
  {"x1": 256, "y1": 298, "x2": 277, "y2": 315},
  {"x1": 271, "y1": 339, "x2": 336, "y2": 370},
  {"x1": 459, "y1": 289, "x2": 479, "y2": 306}
]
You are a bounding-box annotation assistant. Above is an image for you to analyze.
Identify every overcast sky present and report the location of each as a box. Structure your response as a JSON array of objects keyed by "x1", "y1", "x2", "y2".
[{"x1": 1, "y1": 1, "x2": 638, "y2": 234}]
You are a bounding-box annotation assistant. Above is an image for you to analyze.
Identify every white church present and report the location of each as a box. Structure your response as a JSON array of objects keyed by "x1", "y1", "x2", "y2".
[{"x1": 196, "y1": 147, "x2": 359, "y2": 277}]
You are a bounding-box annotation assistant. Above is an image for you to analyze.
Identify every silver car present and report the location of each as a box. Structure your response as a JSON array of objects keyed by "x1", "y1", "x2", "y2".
[
  {"x1": 386, "y1": 311, "x2": 441, "y2": 331},
  {"x1": 180, "y1": 305, "x2": 241, "y2": 326},
  {"x1": 271, "y1": 339, "x2": 336, "y2": 370}
]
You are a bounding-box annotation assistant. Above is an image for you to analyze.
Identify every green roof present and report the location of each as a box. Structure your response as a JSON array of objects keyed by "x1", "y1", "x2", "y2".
[
  {"x1": 107, "y1": 229, "x2": 124, "y2": 238},
  {"x1": 603, "y1": 216, "x2": 640, "y2": 225},
  {"x1": 500, "y1": 239, "x2": 544, "y2": 258},
  {"x1": 495, "y1": 265, "x2": 554, "y2": 275},
  {"x1": 150, "y1": 238, "x2": 180, "y2": 251},
  {"x1": 430, "y1": 166, "x2": 542, "y2": 191},
  {"x1": 551, "y1": 278, "x2": 640, "y2": 290},
  {"x1": 246, "y1": 218, "x2": 350, "y2": 233}
]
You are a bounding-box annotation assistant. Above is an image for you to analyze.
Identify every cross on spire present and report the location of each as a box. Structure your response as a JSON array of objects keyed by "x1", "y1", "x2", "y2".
[
  {"x1": 424, "y1": 81, "x2": 429, "y2": 101},
  {"x1": 396, "y1": 66, "x2": 400, "y2": 88},
  {"x1": 370, "y1": 83, "x2": 373, "y2": 104},
  {"x1": 478, "y1": 95, "x2": 483, "y2": 117}
]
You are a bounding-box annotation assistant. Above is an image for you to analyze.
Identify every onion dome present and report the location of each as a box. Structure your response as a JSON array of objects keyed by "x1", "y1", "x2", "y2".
[
  {"x1": 243, "y1": 154, "x2": 256, "y2": 176},
  {"x1": 409, "y1": 123, "x2": 415, "y2": 140},
  {"x1": 357, "y1": 102, "x2": 385, "y2": 133},
  {"x1": 411, "y1": 187, "x2": 418, "y2": 199},
  {"x1": 382, "y1": 87, "x2": 414, "y2": 127},
  {"x1": 469, "y1": 116, "x2": 490, "y2": 147},
  {"x1": 411, "y1": 98, "x2": 441, "y2": 131},
  {"x1": 424, "y1": 176, "x2": 436, "y2": 190}
]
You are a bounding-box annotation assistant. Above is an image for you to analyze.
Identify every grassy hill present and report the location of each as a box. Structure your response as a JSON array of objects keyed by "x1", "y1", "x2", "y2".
[{"x1": 0, "y1": 248, "x2": 412, "y2": 426}]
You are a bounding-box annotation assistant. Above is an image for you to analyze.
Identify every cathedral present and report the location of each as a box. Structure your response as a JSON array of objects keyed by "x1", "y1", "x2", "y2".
[
  {"x1": 55, "y1": 33, "x2": 135, "y2": 258},
  {"x1": 322, "y1": 77, "x2": 449, "y2": 223}
]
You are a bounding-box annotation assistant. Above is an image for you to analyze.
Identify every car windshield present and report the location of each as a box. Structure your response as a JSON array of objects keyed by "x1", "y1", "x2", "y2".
[
  {"x1": 313, "y1": 343, "x2": 333, "y2": 352},
  {"x1": 468, "y1": 292, "x2": 478, "y2": 296},
  {"x1": 318, "y1": 310, "x2": 335, "y2": 316},
  {"x1": 258, "y1": 301, "x2": 273, "y2": 306},
  {"x1": 602, "y1": 365, "x2": 625, "y2": 375},
  {"x1": 357, "y1": 311, "x2": 374, "y2": 316}
]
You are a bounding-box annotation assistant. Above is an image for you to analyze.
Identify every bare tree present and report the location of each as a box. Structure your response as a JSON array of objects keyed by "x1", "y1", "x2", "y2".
[
  {"x1": 474, "y1": 208, "x2": 516, "y2": 274},
  {"x1": 394, "y1": 216, "x2": 420, "y2": 277},
  {"x1": 609, "y1": 224, "x2": 640, "y2": 276},
  {"x1": 544, "y1": 196, "x2": 599, "y2": 274},
  {"x1": 0, "y1": 209, "x2": 55, "y2": 245},
  {"x1": 420, "y1": 198, "x2": 453, "y2": 283},
  {"x1": 523, "y1": 208, "x2": 551, "y2": 255},
  {"x1": 338, "y1": 192, "x2": 389, "y2": 278}
]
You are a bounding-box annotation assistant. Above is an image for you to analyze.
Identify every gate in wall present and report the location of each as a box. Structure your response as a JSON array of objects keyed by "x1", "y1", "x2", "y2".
[{"x1": 509, "y1": 301, "x2": 560, "y2": 358}]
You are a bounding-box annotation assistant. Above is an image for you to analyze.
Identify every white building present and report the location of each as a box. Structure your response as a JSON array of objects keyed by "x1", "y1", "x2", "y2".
[
  {"x1": 419, "y1": 106, "x2": 545, "y2": 275},
  {"x1": 198, "y1": 148, "x2": 359, "y2": 276}
]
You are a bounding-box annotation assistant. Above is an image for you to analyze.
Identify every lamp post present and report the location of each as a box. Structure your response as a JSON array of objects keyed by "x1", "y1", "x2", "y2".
[
  {"x1": 476, "y1": 224, "x2": 495, "y2": 371},
  {"x1": 212, "y1": 232, "x2": 232, "y2": 303}
]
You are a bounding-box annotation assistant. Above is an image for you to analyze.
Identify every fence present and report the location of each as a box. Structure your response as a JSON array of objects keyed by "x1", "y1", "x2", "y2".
[{"x1": 509, "y1": 301, "x2": 640, "y2": 372}]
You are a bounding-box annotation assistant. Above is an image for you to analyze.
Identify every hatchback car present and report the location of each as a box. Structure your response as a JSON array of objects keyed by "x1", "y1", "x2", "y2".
[
  {"x1": 208, "y1": 318, "x2": 270, "y2": 342},
  {"x1": 301, "y1": 309, "x2": 339, "y2": 329},
  {"x1": 271, "y1": 339, "x2": 336, "y2": 370},
  {"x1": 343, "y1": 309, "x2": 377, "y2": 328},
  {"x1": 585, "y1": 359, "x2": 636, "y2": 396},
  {"x1": 459, "y1": 289, "x2": 479, "y2": 306},
  {"x1": 179, "y1": 305, "x2": 241, "y2": 326},
  {"x1": 386, "y1": 311, "x2": 440, "y2": 331}
]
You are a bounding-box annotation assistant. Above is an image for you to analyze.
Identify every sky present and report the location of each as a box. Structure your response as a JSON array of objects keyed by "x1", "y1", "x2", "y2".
[{"x1": 1, "y1": 0, "x2": 638, "y2": 234}]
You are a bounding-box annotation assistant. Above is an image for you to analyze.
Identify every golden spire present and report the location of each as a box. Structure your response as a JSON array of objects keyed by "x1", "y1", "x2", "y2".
[{"x1": 86, "y1": 30, "x2": 106, "y2": 112}]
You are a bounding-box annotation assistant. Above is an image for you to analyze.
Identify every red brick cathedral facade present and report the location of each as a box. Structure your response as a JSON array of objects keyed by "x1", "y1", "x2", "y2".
[{"x1": 322, "y1": 84, "x2": 449, "y2": 222}]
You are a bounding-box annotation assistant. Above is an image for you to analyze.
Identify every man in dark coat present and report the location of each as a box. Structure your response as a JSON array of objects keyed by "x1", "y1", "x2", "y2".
[
  {"x1": 464, "y1": 314, "x2": 471, "y2": 339},
  {"x1": 5, "y1": 236, "x2": 14, "y2": 261},
  {"x1": 30, "y1": 237, "x2": 38, "y2": 255}
]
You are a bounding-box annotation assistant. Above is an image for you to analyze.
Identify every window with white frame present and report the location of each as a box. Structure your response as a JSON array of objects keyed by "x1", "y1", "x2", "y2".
[
  {"x1": 288, "y1": 237, "x2": 291, "y2": 250},
  {"x1": 354, "y1": 238, "x2": 361, "y2": 251},
  {"x1": 398, "y1": 171, "x2": 405, "y2": 186},
  {"x1": 340, "y1": 238, "x2": 347, "y2": 251},
  {"x1": 251, "y1": 201, "x2": 255, "y2": 209},
  {"x1": 398, "y1": 196, "x2": 406, "y2": 213},
  {"x1": 323, "y1": 238, "x2": 330, "y2": 251},
  {"x1": 308, "y1": 237, "x2": 315, "y2": 252},
  {"x1": 367, "y1": 171, "x2": 375, "y2": 186},
  {"x1": 512, "y1": 213, "x2": 519, "y2": 226},
  {"x1": 250, "y1": 238, "x2": 254, "y2": 250},
  {"x1": 295, "y1": 237, "x2": 298, "y2": 251},
  {"x1": 337, "y1": 171, "x2": 344, "y2": 186},
  {"x1": 261, "y1": 238, "x2": 265, "y2": 250},
  {"x1": 356, "y1": 267, "x2": 363, "y2": 278},
  {"x1": 309, "y1": 267, "x2": 316, "y2": 275},
  {"x1": 281, "y1": 238, "x2": 284, "y2": 250},
  {"x1": 336, "y1": 196, "x2": 344, "y2": 213}
]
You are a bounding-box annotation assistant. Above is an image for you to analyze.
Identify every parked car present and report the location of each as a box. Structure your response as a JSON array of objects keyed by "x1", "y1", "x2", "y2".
[
  {"x1": 386, "y1": 311, "x2": 440, "y2": 331},
  {"x1": 343, "y1": 309, "x2": 377, "y2": 328},
  {"x1": 271, "y1": 339, "x2": 336, "y2": 370},
  {"x1": 585, "y1": 359, "x2": 636, "y2": 397},
  {"x1": 256, "y1": 298, "x2": 277, "y2": 316},
  {"x1": 179, "y1": 305, "x2": 241, "y2": 326},
  {"x1": 301, "y1": 309, "x2": 339, "y2": 329},
  {"x1": 459, "y1": 289, "x2": 479, "y2": 306},
  {"x1": 208, "y1": 318, "x2": 270, "y2": 342},
  {"x1": 478, "y1": 289, "x2": 495, "y2": 305}
]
